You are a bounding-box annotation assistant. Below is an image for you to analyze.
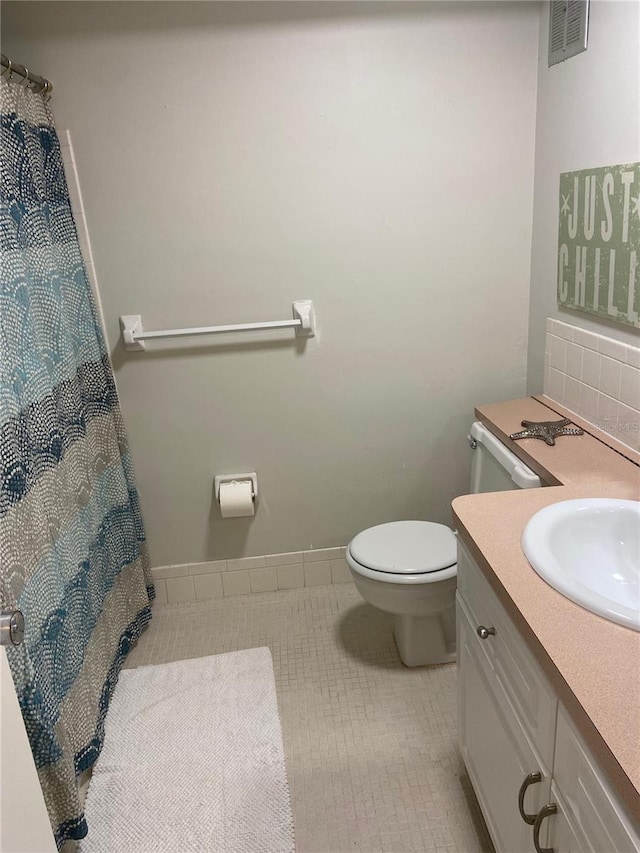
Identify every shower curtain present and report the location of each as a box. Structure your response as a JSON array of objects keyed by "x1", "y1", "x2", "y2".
[{"x1": 0, "y1": 76, "x2": 154, "y2": 847}]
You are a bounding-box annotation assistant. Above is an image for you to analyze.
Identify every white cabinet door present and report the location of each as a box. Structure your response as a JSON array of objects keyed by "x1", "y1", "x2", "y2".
[
  {"x1": 458, "y1": 598, "x2": 551, "y2": 853},
  {"x1": 542, "y1": 783, "x2": 590, "y2": 853},
  {"x1": 552, "y1": 707, "x2": 640, "y2": 852}
]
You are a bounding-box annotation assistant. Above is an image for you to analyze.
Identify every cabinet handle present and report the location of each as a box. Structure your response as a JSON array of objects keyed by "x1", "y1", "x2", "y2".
[
  {"x1": 517, "y1": 772, "x2": 542, "y2": 825},
  {"x1": 476, "y1": 625, "x2": 496, "y2": 640},
  {"x1": 533, "y1": 803, "x2": 557, "y2": 853}
]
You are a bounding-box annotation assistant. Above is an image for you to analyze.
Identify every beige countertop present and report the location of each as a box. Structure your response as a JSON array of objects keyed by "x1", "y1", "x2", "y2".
[{"x1": 452, "y1": 397, "x2": 640, "y2": 821}]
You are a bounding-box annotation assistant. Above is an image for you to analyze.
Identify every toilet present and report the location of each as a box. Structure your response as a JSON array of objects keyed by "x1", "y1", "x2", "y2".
[{"x1": 346, "y1": 420, "x2": 542, "y2": 666}]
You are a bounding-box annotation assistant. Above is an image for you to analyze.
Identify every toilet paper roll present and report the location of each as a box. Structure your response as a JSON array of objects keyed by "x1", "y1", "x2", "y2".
[{"x1": 219, "y1": 480, "x2": 255, "y2": 518}]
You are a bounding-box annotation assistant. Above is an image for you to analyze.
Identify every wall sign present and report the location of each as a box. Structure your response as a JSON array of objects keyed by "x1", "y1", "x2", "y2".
[{"x1": 557, "y1": 161, "x2": 639, "y2": 329}]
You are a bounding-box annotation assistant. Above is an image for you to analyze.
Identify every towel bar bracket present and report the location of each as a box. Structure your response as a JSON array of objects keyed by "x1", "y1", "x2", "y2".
[
  {"x1": 121, "y1": 315, "x2": 146, "y2": 350},
  {"x1": 120, "y1": 300, "x2": 315, "y2": 351}
]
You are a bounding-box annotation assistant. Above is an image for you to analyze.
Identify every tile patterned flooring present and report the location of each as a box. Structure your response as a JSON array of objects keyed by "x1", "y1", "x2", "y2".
[{"x1": 125, "y1": 582, "x2": 493, "y2": 853}]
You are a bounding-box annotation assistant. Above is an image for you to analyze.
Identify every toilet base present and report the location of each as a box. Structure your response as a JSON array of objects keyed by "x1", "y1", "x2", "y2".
[{"x1": 393, "y1": 605, "x2": 456, "y2": 667}]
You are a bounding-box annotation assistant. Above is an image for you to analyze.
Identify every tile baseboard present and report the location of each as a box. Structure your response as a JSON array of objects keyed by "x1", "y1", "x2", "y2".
[{"x1": 152, "y1": 547, "x2": 353, "y2": 604}]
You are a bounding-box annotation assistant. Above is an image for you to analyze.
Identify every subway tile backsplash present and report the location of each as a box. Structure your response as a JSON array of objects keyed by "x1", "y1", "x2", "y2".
[
  {"x1": 544, "y1": 319, "x2": 640, "y2": 454},
  {"x1": 153, "y1": 548, "x2": 352, "y2": 603}
]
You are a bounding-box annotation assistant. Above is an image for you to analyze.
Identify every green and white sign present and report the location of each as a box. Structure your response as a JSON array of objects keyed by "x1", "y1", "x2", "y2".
[{"x1": 557, "y1": 162, "x2": 640, "y2": 329}]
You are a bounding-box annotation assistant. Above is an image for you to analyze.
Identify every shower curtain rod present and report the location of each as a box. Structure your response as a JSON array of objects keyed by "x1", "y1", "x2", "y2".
[{"x1": 1, "y1": 54, "x2": 53, "y2": 95}]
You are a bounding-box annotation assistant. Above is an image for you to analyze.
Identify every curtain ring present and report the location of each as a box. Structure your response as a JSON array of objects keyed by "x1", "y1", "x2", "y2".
[
  {"x1": 39, "y1": 79, "x2": 49, "y2": 96},
  {"x1": 21, "y1": 67, "x2": 30, "y2": 88},
  {"x1": 1, "y1": 58, "x2": 12, "y2": 78}
]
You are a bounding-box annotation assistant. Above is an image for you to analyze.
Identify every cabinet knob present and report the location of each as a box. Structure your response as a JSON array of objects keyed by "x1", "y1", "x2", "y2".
[
  {"x1": 476, "y1": 625, "x2": 496, "y2": 640},
  {"x1": 518, "y1": 771, "x2": 542, "y2": 825},
  {"x1": 533, "y1": 803, "x2": 557, "y2": 853}
]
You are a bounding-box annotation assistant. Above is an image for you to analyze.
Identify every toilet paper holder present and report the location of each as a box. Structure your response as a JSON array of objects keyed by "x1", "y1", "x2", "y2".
[{"x1": 214, "y1": 473, "x2": 258, "y2": 503}]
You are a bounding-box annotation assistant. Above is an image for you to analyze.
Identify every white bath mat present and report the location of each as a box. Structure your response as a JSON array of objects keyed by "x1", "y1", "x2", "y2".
[{"x1": 79, "y1": 647, "x2": 295, "y2": 852}]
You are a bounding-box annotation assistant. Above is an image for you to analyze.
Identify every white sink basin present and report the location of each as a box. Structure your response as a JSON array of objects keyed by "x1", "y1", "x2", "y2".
[{"x1": 522, "y1": 499, "x2": 640, "y2": 631}]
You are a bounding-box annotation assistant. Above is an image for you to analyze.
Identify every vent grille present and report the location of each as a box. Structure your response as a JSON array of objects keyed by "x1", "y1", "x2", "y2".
[
  {"x1": 550, "y1": 1, "x2": 566, "y2": 52},
  {"x1": 566, "y1": 1, "x2": 584, "y2": 42},
  {"x1": 549, "y1": 0, "x2": 589, "y2": 66}
]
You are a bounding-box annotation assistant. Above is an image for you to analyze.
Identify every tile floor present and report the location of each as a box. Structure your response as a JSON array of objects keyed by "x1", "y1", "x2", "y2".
[{"x1": 125, "y1": 582, "x2": 493, "y2": 853}]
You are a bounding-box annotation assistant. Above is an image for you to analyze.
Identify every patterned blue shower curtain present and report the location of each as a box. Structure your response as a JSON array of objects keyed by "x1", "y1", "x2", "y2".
[{"x1": 0, "y1": 77, "x2": 154, "y2": 846}]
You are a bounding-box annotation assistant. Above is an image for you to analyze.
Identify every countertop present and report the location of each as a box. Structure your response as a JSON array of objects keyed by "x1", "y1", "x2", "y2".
[{"x1": 452, "y1": 396, "x2": 640, "y2": 821}]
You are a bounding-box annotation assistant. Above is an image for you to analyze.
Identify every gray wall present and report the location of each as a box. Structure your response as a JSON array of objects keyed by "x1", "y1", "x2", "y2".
[
  {"x1": 527, "y1": 0, "x2": 640, "y2": 394},
  {"x1": 3, "y1": 2, "x2": 539, "y2": 566}
]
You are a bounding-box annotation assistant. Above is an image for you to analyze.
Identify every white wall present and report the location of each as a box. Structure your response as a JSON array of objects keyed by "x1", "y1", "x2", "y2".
[
  {"x1": 2, "y1": 2, "x2": 539, "y2": 566},
  {"x1": 528, "y1": 0, "x2": 640, "y2": 393}
]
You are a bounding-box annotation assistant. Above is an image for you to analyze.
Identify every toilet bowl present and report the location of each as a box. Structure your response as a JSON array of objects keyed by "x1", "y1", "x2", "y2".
[
  {"x1": 346, "y1": 421, "x2": 543, "y2": 667},
  {"x1": 346, "y1": 520, "x2": 458, "y2": 667}
]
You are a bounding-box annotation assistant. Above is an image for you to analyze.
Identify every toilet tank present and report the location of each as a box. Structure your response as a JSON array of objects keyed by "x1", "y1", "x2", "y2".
[{"x1": 468, "y1": 421, "x2": 542, "y2": 494}]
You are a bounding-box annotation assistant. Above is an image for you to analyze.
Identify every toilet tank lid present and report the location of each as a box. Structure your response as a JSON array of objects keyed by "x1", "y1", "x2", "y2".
[{"x1": 349, "y1": 521, "x2": 456, "y2": 574}]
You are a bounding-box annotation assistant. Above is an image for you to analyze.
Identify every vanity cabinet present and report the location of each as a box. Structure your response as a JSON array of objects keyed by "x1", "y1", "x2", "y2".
[
  {"x1": 458, "y1": 602, "x2": 552, "y2": 852},
  {"x1": 547, "y1": 707, "x2": 640, "y2": 853},
  {"x1": 457, "y1": 540, "x2": 640, "y2": 853}
]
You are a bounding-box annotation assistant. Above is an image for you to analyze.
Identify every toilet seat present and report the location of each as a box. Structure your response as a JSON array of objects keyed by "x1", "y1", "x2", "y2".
[{"x1": 347, "y1": 521, "x2": 457, "y2": 585}]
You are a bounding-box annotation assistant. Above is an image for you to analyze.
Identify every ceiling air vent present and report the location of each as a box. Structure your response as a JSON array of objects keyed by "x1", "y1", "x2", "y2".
[{"x1": 548, "y1": 0, "x2": 590, "y2": 66}]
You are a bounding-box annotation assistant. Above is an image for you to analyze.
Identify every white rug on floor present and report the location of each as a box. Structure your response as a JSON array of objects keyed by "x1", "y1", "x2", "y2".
[{"x1": 79, "y1": 647, "x2": 295, "y2": 853}]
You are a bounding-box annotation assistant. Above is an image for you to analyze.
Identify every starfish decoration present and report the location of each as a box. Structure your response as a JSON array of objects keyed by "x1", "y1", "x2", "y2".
[{"x1": 510, "y1": 418, "x2": 584, "y2": 446}]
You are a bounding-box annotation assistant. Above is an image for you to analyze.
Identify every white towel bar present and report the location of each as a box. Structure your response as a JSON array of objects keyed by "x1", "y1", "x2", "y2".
[{"x1": 120, "y1": 300, "x2": 315, "y2": 351}]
